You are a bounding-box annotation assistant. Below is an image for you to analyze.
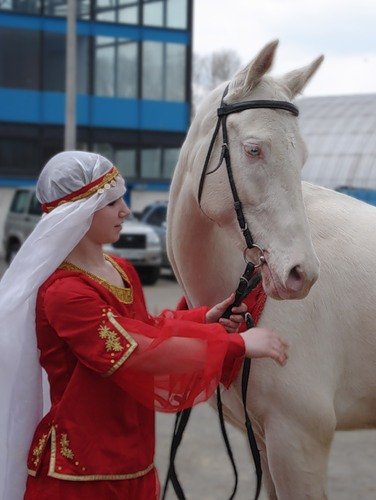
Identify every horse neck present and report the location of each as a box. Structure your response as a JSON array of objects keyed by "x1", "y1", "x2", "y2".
[{"x1": 168, "y1": 180, "x2": 244, "y2": 307}]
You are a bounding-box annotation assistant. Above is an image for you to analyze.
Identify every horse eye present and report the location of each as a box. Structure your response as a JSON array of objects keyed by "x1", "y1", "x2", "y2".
[{"x1": 244, "y1": 144, "x2": 261, "y2": 158}]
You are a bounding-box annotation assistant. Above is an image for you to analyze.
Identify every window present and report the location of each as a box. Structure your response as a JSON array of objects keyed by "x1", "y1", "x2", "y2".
[
  {"x1": 115, "y1": 149, "x2": 136, "y2": 178},
  {"x1": 93, "y1": 143, "x2": 137, "y2": 178},
  {"x1": 94, "y1": 0, "x2": 139, "y2": 24},
  {"x1": 166, "y1": 0, "x2": 187, "y2": 29},
  {"x1": 142, "y1": 42, "x2": 186, "y2": 101},
  {"x1": 141, "y1": 148, "x2": 161, "y2": 178},
  {"x1": 94, "y1": 37, "x2": 138, "y2": 98},
  {"x1": 43, "y1": 32, "x2": 89, "y2": 93},
  {"x1": 10, "y1": 191, "x2": 30, "y2": 214},
  {"x1": 142, "y1": 0, "x2": 188, "y2": 28},
  {"x1": 143, "y1": 0, "x2": 163, "y2": 26},
  {"x1": 0, "y1": 138, "x2": 39, "y2": 176},
  {"x1": 165, "y1": 43, "x2": 186, "y2": 101},
  {"x1": 0, "y1": 28, "x2": 39, "y2": 89},
  {"x1": 44, "y1": 0, "x2": 91, "y2": 19},
  {"x1": 163, "y1": 147, "x2": 179, "y2": 178},
  {"x1": 142, "y1": 42, "x2": 163, "y2": 100},
  {"x1": 0, "y1": 1, "x2": 41, "y2": 14}
]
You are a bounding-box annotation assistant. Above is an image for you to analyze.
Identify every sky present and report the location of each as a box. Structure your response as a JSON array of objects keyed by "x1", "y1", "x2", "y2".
[{"x1": 193, "y1": 0, "x2": 376, "y2": 97}]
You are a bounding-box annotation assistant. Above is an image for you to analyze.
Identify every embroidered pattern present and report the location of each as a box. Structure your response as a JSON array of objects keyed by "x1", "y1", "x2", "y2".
[
  {"x1": 102, "y1": 312, "x2": 138, "y2": 377},
  {"x1": 98, "y1": 323, "x2": 124, "y2": 352},
  {"x1": 32, "y1": 433, "x2": 48, "y2": 467},
  {"x1": 60, "y1": 434, "x2": 74, "y2": 460},
  {"x1": 58, "y1": 255, "x2": 133, "y2": 304}
]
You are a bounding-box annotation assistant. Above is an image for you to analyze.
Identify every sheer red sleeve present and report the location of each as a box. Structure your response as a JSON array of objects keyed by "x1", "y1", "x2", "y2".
[{"x1": 43, "y1": 278, "x2": 245, "y2": 412}]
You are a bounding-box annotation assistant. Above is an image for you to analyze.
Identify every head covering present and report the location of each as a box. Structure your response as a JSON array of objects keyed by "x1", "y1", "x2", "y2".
[{"x1": 0, "y1": 151, "x2": 126, "y2": 500}]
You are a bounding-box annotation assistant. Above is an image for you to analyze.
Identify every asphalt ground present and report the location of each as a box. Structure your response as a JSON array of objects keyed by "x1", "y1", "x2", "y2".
[{"x1": 1, "y1": 261, "x2": 375, "y2": 499}]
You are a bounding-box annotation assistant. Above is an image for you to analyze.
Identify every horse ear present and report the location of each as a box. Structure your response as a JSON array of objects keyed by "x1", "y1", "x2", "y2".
[
  {"x1": 227, "y1": 40, "x2": 279, "y2": 100},
  {"x1": 281, "y1": 55, "x2": 324, "y2": 97}
]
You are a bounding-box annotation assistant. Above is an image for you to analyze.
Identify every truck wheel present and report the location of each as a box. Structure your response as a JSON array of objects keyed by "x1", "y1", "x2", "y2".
[
  {"x1": 138, "y1": 266, "x2": 160, "y2": 285},
  {"x1": 6, "y1": 240, "x2": 21, "y2": 264}
]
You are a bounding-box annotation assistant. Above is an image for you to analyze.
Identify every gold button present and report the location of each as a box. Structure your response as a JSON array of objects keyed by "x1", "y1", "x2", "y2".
[
  {"x1": 75, "y1": 461, "x2": 79, "y2": 466},
  {"x1": 110, "y1": 359, "x2": 115, "y2": 364},
  {"x1": 82, "y1": 467, "x2": 86, "y2": 471},
  {"x1": 111, "y1": 353, "x2": 115, "y2": 357},
  {"x1": 58, "y1": 466, "x2": 62, "y2": 471},
  {"x1": 126, "y1": 344, "x2": 130, "y2": 348}
]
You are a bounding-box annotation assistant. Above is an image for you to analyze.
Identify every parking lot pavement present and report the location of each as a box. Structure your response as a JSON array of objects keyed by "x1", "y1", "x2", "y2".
[{"x1": 1, "y1": 261, "x2": 375, "y2": 498}]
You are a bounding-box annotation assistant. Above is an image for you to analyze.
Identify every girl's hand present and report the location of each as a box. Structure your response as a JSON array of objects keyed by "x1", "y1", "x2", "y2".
[
  {"x1": 206, "y1": 293, "x2": 247, "y2": 333},
  {"x1": 240, "y1": 328, "x2": 289, "y2": 366}
]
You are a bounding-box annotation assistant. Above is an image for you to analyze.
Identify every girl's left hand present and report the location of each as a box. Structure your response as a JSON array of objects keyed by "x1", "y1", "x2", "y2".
[{"x1": 206, "y1": 293, "x2": 247, "y2": 333}]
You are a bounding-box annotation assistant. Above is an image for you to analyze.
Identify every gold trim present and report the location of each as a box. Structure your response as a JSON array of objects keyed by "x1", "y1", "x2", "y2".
[
  {"x1": 49, "y1": 462, "x2": 155, "y2": 482},
  {"x1": 28, "y1": 469, "x2": 37, "y2": 477},
  {"x1": 59, "y1": 254, "x2": 133, "y2": 304},
  {"x1": 48, "y1": 426, "x2": 58, "y2": 477},
  {"x1": 47, "y1": 426, "x2": 154, "y2": 481},
  {"x1": 65, "y1": 169, "x2": 119, "y2": 204},
  {"x1": 103, "y1": 311, "x2": 138, "y2": 377},
  {"x1": 44, "y1": 169, "x2": 120, "y2": 212}
]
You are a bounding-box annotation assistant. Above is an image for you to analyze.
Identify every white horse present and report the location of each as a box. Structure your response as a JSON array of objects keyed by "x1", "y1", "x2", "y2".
[{"x1": 167, "y1": 41, "x2": 376, "y2": 499}]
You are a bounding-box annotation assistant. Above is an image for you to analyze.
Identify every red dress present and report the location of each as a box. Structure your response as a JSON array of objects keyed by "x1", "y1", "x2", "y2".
[{"x1": 24, "y1": 256, "x2": 245, "y2": 499}]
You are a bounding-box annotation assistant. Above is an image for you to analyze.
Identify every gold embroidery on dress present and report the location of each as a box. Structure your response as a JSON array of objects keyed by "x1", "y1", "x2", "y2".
[
  {"x1": 42, "y1": 426, "x2": 154, "y2": 481},
  {"x1": 59, "y1": 254, "x2": 133, "y2": 304},
  {"x1": 98, "y1": 323, "x2": 124, "y2": 352},
  {"x1": 60, "y1": 434, "x2": 74, "y2": 460},
  {"x1": 103, "y1": 312, "x2": 138, "y2": 377},
  {"x1": 32, "y1": 433, "x2": 48, "y2": 467}
]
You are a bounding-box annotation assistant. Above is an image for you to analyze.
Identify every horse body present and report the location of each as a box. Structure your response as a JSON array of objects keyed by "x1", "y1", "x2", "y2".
[{"x1": 167, "y1": 42, "x2": 376, "y2": 499}]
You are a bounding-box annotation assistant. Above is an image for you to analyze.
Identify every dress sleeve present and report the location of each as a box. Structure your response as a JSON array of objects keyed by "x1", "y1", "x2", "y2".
[{"x1": 43, "y1": 278, "x2": 245, "y2": 412}]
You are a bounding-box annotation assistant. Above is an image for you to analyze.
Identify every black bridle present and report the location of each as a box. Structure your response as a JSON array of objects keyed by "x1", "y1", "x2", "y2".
[{"x1": 163, "y1": 86, "x2": 299, "y2": 500}]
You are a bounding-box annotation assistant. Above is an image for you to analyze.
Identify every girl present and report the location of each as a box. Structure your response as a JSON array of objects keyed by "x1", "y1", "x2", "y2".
[{"x1": 0, "y1": 151, "x2": 288, "y2": 500}]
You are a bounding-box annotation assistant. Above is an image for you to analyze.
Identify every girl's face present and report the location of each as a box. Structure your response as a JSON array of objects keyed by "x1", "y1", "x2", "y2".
[{"x1": 86, "y1": 197, "x2": 130, "y2": 245}]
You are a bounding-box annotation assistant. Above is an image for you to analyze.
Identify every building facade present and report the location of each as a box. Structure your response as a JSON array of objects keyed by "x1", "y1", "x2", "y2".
[{"x1": 0, "y1": 0, "x2": 192, "y2": 209}]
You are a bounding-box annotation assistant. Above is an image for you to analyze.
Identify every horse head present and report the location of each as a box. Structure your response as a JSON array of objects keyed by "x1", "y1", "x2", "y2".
[{"x1": 188, "y1": 41, "x2": 323, "y2": 300}]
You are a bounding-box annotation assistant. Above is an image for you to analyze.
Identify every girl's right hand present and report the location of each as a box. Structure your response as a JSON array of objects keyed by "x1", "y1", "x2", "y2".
[{"x1": 240, "y1": 328, "x2": 289, "y2": 366}]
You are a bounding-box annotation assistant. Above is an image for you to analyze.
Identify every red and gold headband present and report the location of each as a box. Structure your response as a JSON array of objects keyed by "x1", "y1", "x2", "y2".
[{"x1": 42, "y1": 166, "x2": 120, "y2": 213}]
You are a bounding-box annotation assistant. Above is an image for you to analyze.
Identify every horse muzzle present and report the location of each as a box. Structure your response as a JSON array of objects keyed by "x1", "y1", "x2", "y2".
[{"x1": 260, "y1": 255, "x2": 319, "y2": 300}]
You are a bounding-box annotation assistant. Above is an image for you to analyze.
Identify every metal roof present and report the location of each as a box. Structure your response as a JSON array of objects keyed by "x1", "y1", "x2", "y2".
[{"x1": 297, "y1": 94, "x2": 376, "y2": 189}]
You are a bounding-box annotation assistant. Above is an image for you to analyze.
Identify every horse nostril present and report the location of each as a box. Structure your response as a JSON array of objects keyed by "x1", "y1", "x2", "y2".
[{"x1": 286, "y1": 265, "x2": 305, "y2": 292}]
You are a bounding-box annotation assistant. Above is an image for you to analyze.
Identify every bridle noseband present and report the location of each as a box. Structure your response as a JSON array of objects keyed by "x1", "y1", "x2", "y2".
[{"x1": 163, "y1": 86, "x2": 299, "y2": 500}]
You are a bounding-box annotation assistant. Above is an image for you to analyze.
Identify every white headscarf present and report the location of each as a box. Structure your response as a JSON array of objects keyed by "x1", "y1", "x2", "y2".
[{"x1": 0, "y1": 151, "x2": 126, "y2": 500}]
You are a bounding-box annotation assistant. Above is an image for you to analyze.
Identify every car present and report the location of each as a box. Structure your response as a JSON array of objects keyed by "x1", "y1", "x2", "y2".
[
  {"x1": 3, "y1": 187, "x2": 42, "y2": 263},
  {"x1": 138, "y1": 201, "x2": 169, "y2": 268},
  {"x1": 2, "y1": 188, "x2": 163, "y2": 285}
]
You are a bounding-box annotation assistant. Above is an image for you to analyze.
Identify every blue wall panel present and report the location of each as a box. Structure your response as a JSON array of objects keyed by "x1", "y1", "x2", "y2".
[
  {"x1": 91, "y1": 97, "x2": 139, "y2": 128},
  {"x1": 140, "y1": 100, "x2": 188, "y2": 131},
  {"x1": 0, "y1": 88, "x2": 188, "y2": 131},
  {"x1": 0, "y1": 88, "x2": 40, "y2": 122}
]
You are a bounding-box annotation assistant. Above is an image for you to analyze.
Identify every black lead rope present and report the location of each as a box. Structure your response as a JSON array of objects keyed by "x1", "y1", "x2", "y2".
[
  {"x1": 216, "y1": 267, "x2": 263, "y2": 500},
  {"x1": 162, "y1": 266, "x2": 262, "y2": 500}
]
